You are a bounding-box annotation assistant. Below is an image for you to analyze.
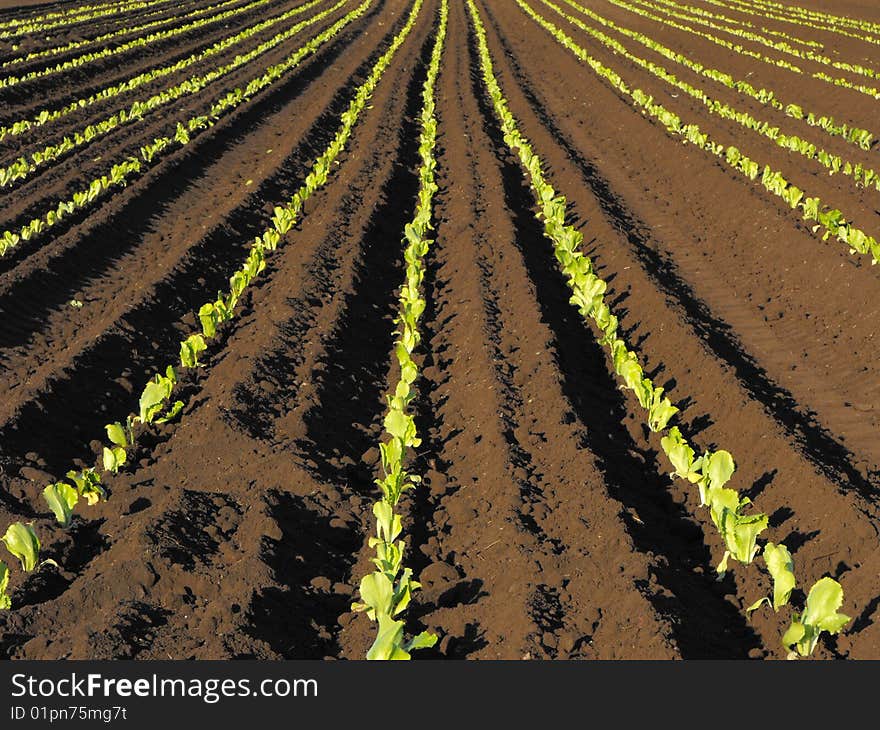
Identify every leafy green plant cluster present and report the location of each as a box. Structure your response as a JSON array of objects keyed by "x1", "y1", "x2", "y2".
[
  {"x1": 0, "y1": 0, "x2": 177, "y2": 39},
  {"x1": 0, "y1": 0, "x2": 331, "y2": 190},
  {"x1": 641, "y1": 0, "x2": 880, "y2": 84},
  {"x1": 474, "y1": 0, "x2": 850, "y2": 657},
  {"x1": 0, "y1": 0, "x2": 328, "y2": 143},
  {"x1": 606, "y1": 0, "x2": 880, "y2": 102},
  {"x1": 541, "y1": 1, "x2": 880, "y2": 240},
  {"x1": 0, "y1": 0, "x2": 144, "y2": 32},
  {"x1": 522, "y1": 0, "x2": 880, "y2": 266},
  {"x1": 703, "y1": 0, "x2": 880, "y2": 48},
  {"x1": 646, "y1": 0, "x2": 823, "y2": 49},
  {"x1": 642, "y1": 0, "x2": 820, "y2": 49},
  {"x1": 558, "y1": 0, "x2": 873, "y2": 151},
  {"x1": 31, "y1": 365, "x2": 181, "y2": 539},
  {"x1": 809, "y1": 70, "x2": 880, "y2": 102},
  {"x1": 1, "y1": 0, "x2": 255, "y2": 72},
  {"x1": 352, "y1": 0, "x2": 446, "y2": 662},
  {"x1": 0, "y1": 0, "x2": 278, "y2": 90},
  {"x1": 781, "y1": 577, "x2": 851, "y2": 658},
  {"x1": 736, "y1": 0, "x2": 880, "y2": 36},
  {"x1": 0, "y1": 0, "x2": 411, "y2": 615},
  {"x1": 608, "y1": 0, "x2": 802, "y2": 73},
  {"x1": 0, "y1": 0, "x2": 368, "y2": 256},
  {"x1": 0, "y1": 522, "x2": 60, "y2": 609}
]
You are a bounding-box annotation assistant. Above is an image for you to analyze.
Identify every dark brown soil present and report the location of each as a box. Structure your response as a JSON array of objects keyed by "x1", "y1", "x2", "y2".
[{"x1": 0, "y1": 0, "x2": 878, "y2": 660}]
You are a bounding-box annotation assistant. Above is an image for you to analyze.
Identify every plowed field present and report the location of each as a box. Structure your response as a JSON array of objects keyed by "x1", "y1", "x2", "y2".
[{"x1": 0, "y1": 0, "x2": 878, "y2": 660}]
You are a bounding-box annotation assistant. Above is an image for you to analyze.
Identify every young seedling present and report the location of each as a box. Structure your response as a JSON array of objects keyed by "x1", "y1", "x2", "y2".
[
  {"x1": 155, "y1": 400, "x2": 184, "y2": 424},
  {"x1": 661, "y1": 427, "x2": 703, "y2": 484},
  {"x1": 647, "y1": 387, "x2": 678, "y2": 432},
  {"x1": 42, "y1": 482, "x2": 79, "y2": 526},
  {"x1": 106, "y1": 418, "x2": 135, "y2": 449},
  {"x1": 783, "y1": 577, "x2": 850, "y2": 658},
  {"x1": 180, "y1": 333, "x2": 207, "y2": 368},
  {"x1": 699, "y1": 449, "x2": 736, "y2": 506},
  {"x1": 747, "y1": 541, "x2": 796, "y2": 617},
  {"x1": 102, "y1": 445, "x2": 126, "y2": 474},
  {"x1": 138, "y1": 366, "x2": 176, "y2": 424},
  {"x1": 1, "y1": 523, "x2": 56, "y2": 572},
  {"x1": 67, "y1": 468, "x2": 105, "y2": 505}
]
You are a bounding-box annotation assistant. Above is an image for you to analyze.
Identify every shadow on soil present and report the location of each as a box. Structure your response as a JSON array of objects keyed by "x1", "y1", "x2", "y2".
[{"x1": 467, "y1": 12, "x2": 760, "y2": 659}]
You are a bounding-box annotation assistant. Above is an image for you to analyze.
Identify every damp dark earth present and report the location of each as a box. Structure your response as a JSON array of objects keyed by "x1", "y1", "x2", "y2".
[{"x1": 0, "y1": 0, "x2": 879, "y2": 660}]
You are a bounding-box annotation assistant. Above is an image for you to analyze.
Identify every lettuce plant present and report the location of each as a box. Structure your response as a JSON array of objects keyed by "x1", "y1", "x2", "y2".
[
  {"x1": 661, "y1": 427, "x2": 703, "y2": 483},
  {"x1": 138, "y1": 366, "x2": 176, "y2": 424},
  {"x1": 355, "y1": 561, "x2": 436, "y2": 660},
  {"x1": 180, "y1": 333, "x2": 207, "y2": 368},
  {"x1": 783, "y1": 577, "x2": 850, "y2": 657},
  {"x1": 67, "y1": 468, "x2": 104, "y2": 505},
  {"x1": 106, "y1": 419, "x2": 133, "y2": 448},
  {"x1": 42, "y1": 483, "x2": 79, "y2": 526},
  {"x1": 1, "y1": 523, "x2": 54, "y2": 572},
  {"x1": 706, "y1": 488, "x2": 768, "y2": 574},
  {"x1": 747, "y1": 541, "x2": 796, "y2": 616},
  {"x1": 102, "y1": 445, "x2": 126, "y2": 474}
]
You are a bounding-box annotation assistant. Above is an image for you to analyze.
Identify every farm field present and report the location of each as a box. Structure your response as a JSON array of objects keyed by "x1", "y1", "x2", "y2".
[{"x1": 0, "y1": 0, "x2": 878, "y2": 661}]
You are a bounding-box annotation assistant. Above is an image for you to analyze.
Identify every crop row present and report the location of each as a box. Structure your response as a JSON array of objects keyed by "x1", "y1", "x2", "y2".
[
  {"x1": 0, "y1": 0, "x2": 182, "y2": 40},
  {"x1": 0, "y1": 0, "x2": 363, "y2": 256},
  {"x1": 719, "y1": 0, "x2": 880, "y2": 40},
  {"x1": 0, "y1": 0, "x2": 401, "y2": 619},
  {"x1": 561, "y1": 0, "x2": 872, "y2": 150},
  {"x1": 538, "y1": 0, "x2": 880, "y2": 258},
  {"x1": 1, "y1": 0, "x2": 260, "y2": 72},
  {"x1": 351, "y1": 0, "x2": 446, "y2": 661},
  {"x1": 705, "y1": 0, "x2": 880, "y2": 47},
  {"x1": 607, "y1": 0, "x2": 880, "y2": 102},
  {"x1": 0, "y1": 0, "x2": 330, "y2": 191},
  {"x1": 609, "y1": 0, "x2": 801, "y2": 74},
  {"x1": 527, "y1": 0, "x2": 880, "y2": 265},
  {"x1": 642, "y1": 0, "x2": 880, "y2": 83},
  {"x1": 0, "y1": 0, "x2": 277, "y2": 89},
  {"x1": 0, "y1": 0, "x2": 332, "y2": 143},
  {"x1": 497, "y1": 0, "x2": 851, "y2": 657},
  {"x1": 644, "y1": 0, "x2": 824, "y2": 49},
  {"x1": 644, "y1": 0, "x2": 820, "y2": 50},
  {"x1": 0, "y1": 0, "x2": 152, "y2": 31}
]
